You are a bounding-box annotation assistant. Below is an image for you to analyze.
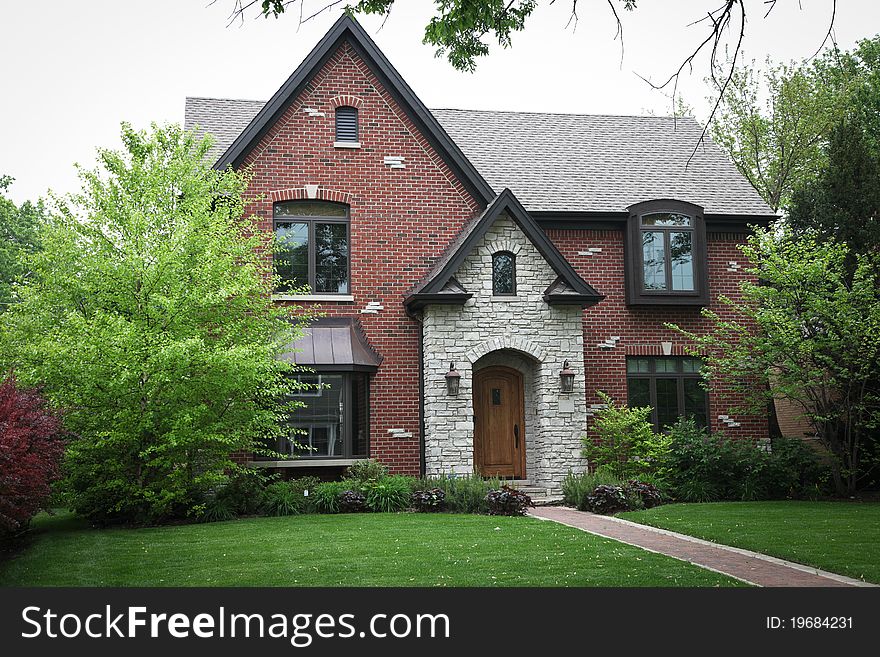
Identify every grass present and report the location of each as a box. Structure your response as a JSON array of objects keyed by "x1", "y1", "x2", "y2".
[
  {"x1": 0, "y1": 511, "x2": 744, "y2": 587},
  {"x1": 620, "y1": 501, "x2": 880, "y2": 584}
]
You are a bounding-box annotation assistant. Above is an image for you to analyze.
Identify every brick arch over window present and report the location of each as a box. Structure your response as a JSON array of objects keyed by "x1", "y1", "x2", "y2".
[
  {"x1": 465, "y1": 337, "x2": 546, "y2": 364},
  {"x1": 269, "y1": 187, "x2": 354, "y2": 205},
  {"x1": 330, "y1": 94, "x2": 363, "y2": 109}
]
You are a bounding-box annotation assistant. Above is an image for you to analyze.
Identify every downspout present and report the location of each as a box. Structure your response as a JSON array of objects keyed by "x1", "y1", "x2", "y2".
[
  {"x1": 406, "y1": 304, "x2": 427, "y2": 477},
  {"x1": 418, "y1": 317, "x2": 426, "y2": 477}
]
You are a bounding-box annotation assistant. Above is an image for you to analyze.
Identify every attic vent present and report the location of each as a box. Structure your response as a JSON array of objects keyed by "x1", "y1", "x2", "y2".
[{"x1": 335, "y1": 106, "x2": 359, "y2": 143}]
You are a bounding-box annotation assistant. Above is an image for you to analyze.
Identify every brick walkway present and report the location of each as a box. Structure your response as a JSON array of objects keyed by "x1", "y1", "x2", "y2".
[{"x1": 529, "y1": 506, "x2": 873, "y2": 587}]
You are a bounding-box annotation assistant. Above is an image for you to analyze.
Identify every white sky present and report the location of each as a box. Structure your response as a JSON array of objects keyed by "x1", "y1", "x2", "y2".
[{"x1": 1, "y1": 0, "x2": 877, "y2": 204}]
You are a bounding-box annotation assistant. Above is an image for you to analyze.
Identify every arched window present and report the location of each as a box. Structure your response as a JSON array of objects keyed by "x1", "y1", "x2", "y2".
[
  {"x1": 274, "y1": 201, "x2": 350, "y2": 294},
  {"x1": 626, "y1": 200, "x2": 708, "y2": 306},
  {"x1": 335, "y1": 106, "x2": 359, "y2": 144},
  {"x1": 492, "y1": 251, "x2": 516, "y2": 296}
]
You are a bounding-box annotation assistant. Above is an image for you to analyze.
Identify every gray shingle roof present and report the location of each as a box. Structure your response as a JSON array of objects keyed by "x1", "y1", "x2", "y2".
[
  {"x1": 432, "y1": 109, "x2": 773, "y2": 216},
  {"x1": 184, "y1": 97, "x2": 265, "y2": 165},
  {"x1": 183, "y1": 98, "x2": 774, "y2": 217}
]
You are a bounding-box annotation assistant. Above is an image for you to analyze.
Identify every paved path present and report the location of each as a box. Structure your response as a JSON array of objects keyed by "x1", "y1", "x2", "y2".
[{"x1": 529, "y1": 506, "x2": 873, "y2": 587}]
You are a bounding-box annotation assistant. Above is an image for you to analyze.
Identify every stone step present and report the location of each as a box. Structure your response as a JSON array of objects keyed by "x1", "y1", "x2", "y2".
[
  {"x1": 502, "y1": 480, "x2": 533, "y2": 488},
  {"x1": 529, "y1": 495, "x2": 565, "y2": 507}
]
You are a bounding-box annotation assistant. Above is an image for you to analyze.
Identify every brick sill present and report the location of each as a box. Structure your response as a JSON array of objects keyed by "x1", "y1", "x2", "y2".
[
  {"x1": 250, "y1": 459, "x2": 361, "y2": 468},
  {"x1": 272, "y1": 294, "x2": 355, "y2": 303}
]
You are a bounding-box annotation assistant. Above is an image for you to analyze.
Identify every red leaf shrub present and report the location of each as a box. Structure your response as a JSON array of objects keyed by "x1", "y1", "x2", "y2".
[{"x1": 0, "y1": 375, "x2": 66, "y2": 536}]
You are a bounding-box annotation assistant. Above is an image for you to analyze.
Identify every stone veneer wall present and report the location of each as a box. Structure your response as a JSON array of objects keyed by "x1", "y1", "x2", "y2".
[{"x1": 422, "y1": 214, "x2": 588, "y2": 489}]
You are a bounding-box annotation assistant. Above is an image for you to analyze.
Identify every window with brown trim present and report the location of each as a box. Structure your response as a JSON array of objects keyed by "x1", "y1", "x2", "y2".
[
  {"x1": 625, "y1": 200, "x2": 708, "y2": 306},
  {"x1": 276, "y1": 372, "x2": 369, "y2": 459},
  {"x1": 626, "y1": 357, "x2": 709, "y2": 431},
  {"x1": 273, "y1": 201, "x2": 350, "y2": 294},
  {"x1": 492, "y1": 251, "x2": 516, "y2": 295}
]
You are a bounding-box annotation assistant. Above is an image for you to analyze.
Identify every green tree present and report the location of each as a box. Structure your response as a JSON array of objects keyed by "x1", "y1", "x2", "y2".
[
  {"x1": 675, "y1": 228, "x2": 880, "y2": 496},
  {"x1": 710, "y1": 35, "x2": 880, "y2": 213},
  {"x1": 788, "y1": 115, "x2": 880, "y2": 268},
  {"x1": 0, "y1": 123, "x2": 310, "y2": 524},
  {"x1": 709, "y1": 59, "x2": 833, "y2": 212},
  {"x1": 0, "y1": 176, "x2": 44, "y2": 312}
]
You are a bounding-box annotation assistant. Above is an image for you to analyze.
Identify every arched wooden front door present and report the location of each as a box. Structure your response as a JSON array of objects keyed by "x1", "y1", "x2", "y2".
[{"x1": 473, "y1": 366, "x2": 526, "y2": 478}]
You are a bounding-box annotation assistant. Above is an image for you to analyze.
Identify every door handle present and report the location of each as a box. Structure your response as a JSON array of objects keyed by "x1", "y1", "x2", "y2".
[{"x1": 514, "y1": 424, "x2": 519, "y2": 449}]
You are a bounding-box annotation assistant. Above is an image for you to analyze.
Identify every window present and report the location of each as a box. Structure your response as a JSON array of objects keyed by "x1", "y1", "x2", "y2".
[
  {"x1": 626, "y1": 200, "x2": 708, "y2": 306},
  {"x1": 492, "y1": 251, "x2": 516, "y2": 295},
  {"x1": 335, "y1": 106, "x2": 359, "y2": 143},
  {"x1": 274, "y1": 201, "x2": 349, "y2": 294},
  {"x1": 626, "y1": 357, "x2": 708, "y2": 431},
  {"x1": 279, "y1": 373, "x2": 369, "y2": 458}
]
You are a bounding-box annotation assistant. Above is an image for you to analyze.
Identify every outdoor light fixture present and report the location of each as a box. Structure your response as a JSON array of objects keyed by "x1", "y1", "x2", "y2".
[
  {"x1": 445, "y1": 362, "x2": 461, "y2": 396},
  {"x1": 560, "y1": 360, "x2": 575, "y2": 394}
]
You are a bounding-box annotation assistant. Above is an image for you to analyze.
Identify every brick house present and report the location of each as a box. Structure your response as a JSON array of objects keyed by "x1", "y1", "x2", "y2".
[{"x1": 184, "y1": 15, "x2": 776, "y2": 496}]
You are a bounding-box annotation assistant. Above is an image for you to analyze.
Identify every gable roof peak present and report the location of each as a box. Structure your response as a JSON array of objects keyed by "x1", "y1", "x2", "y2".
[
  {"x1": 212, "y1": 12, "x2": 494, "y2": 205},
  {"x1": 405, "y1": 188, "x2": 603, "y2": 311}
]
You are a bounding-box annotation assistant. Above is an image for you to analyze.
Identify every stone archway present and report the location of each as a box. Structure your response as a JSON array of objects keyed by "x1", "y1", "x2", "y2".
[{"x1": 465, "y1": 336, "x2": 547, "y2": 365}]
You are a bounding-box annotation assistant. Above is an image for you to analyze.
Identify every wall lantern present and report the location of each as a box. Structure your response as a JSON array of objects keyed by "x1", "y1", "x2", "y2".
[
  {"x1": 560, "y1": 360, "x2": 576, "y2": 394},
  {"x1": 445, "y1": 362, "x2": 461, "y2": 396}
]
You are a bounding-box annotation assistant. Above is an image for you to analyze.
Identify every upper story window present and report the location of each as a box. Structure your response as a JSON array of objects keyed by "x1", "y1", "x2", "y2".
[
  {"x1": 335, "y1": 106, "x2": 359, "y2": 144},
  {"x1": 274, "y1": 201, "x2": 349, "y2": 294},
  {"x1": 492, "y1": 251, "x2": 516, "y2": 295},
  {"x1": 625, "y1": 200, "x2": 708, "y2": 306}
]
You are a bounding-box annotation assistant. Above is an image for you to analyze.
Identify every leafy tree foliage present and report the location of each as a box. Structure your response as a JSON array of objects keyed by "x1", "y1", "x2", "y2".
[
  {"x1": 787, "y1": 115, "x2": 880, "y2": 267},
  {"x1": 676, "y1": 228, "x2": 880, "y2": 495},
  {"x1": 710, "y1": 35, "x2": 880, "y2": 213},
  {"x1": 0, "y1": 124, "x2": 309, "y2": 524},
  {"x1": 0, "y1": 375, "x2": 66, "y2": 537},
  {"x1": 0, "y1": 176, "x2": 44, "y2": 312},
  {"x1": 709, "y1": 60, "x2": 832, "y2": 213}
]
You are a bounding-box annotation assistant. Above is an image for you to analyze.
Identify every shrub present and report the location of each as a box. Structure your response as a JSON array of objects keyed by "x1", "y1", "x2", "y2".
[
  {"x1": 0, "y1": 376, "x2": 66, "y2": 538},
  {"x1": 423, "y1": 474, "x2": 500, "y2": 514},
  {"x1": 200, "y1": 493, "x2": 238, "y2": 523},
  {"x1": 338, "y1": 489, "x2": 367, "y2": 513},
  {"x1": 344, "y1": 459, "x2": 389, "y2": 483},
  {"x1": 585, "y1": 484, "x2": 629, "y2": 514},
  {"x1": 362, "y1": 475, "x2": 413, "y2": 513},
  {"x1": 485, "y1": 485, "x2": 534, "y2": 516},
  {"x1": 412, "y1": 488, "x2": 446, "y2": 512},
  {"x1": 562, "y1": 466, "x2": 624, "y2": 510},
  {"x1": 665, "y1": 419, "x2": 830, "y2": 501},
  {"x1": 582, "y1": 392, "x2": 672, "y2": 480},
  {"x1": 223, "y1": 469, "x2": 269, "y2": 515},
  {"x1": 763, "y1": 437, "x2": 829, "y2": 499},
  {"x1": 198, "y1": 468, "x2": 269, "y2": 522},
  {"x1": 261, "y1": 476, "x2": 321, "y2": 516},
  {"x1": 624, "y1": 480, "x2": 663, "y2": 510},
  {"x1": 313, "y1": 481, "x2": 353, "y2": 513}
]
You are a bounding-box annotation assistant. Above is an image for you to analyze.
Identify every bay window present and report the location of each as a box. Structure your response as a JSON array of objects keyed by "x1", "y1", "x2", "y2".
[
  {"x1": 626, "y1": 200, "x2": 708, "y2": 305},
  {"x1": 280, "y1": 372, "x2": 369, "y2": 459}
]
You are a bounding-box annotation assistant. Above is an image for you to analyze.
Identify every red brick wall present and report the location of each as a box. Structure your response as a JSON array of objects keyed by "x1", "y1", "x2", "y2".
[
  {"x1": 240, "y1": 41, "x2": 481, "y2": 475},
  {"x1": 238, "y1": 40, "x2": 769, "y2": 475},
  {"x1": 549, "y1": 228, "x2": 769, "y2": 440}
]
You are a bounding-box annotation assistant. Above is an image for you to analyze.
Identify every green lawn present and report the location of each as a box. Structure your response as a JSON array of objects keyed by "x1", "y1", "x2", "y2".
[
  {"x1": 0, "y1": 511, "x2": 743, "y2": 587},
  {"x1": 620, "y1": 501, "x2": 880, "y2": 584}
]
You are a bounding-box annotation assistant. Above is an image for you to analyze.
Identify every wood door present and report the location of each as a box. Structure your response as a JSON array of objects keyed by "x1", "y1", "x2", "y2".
[{"x1": 474, "y1": 366, "x2": 525, "y2": 478}]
